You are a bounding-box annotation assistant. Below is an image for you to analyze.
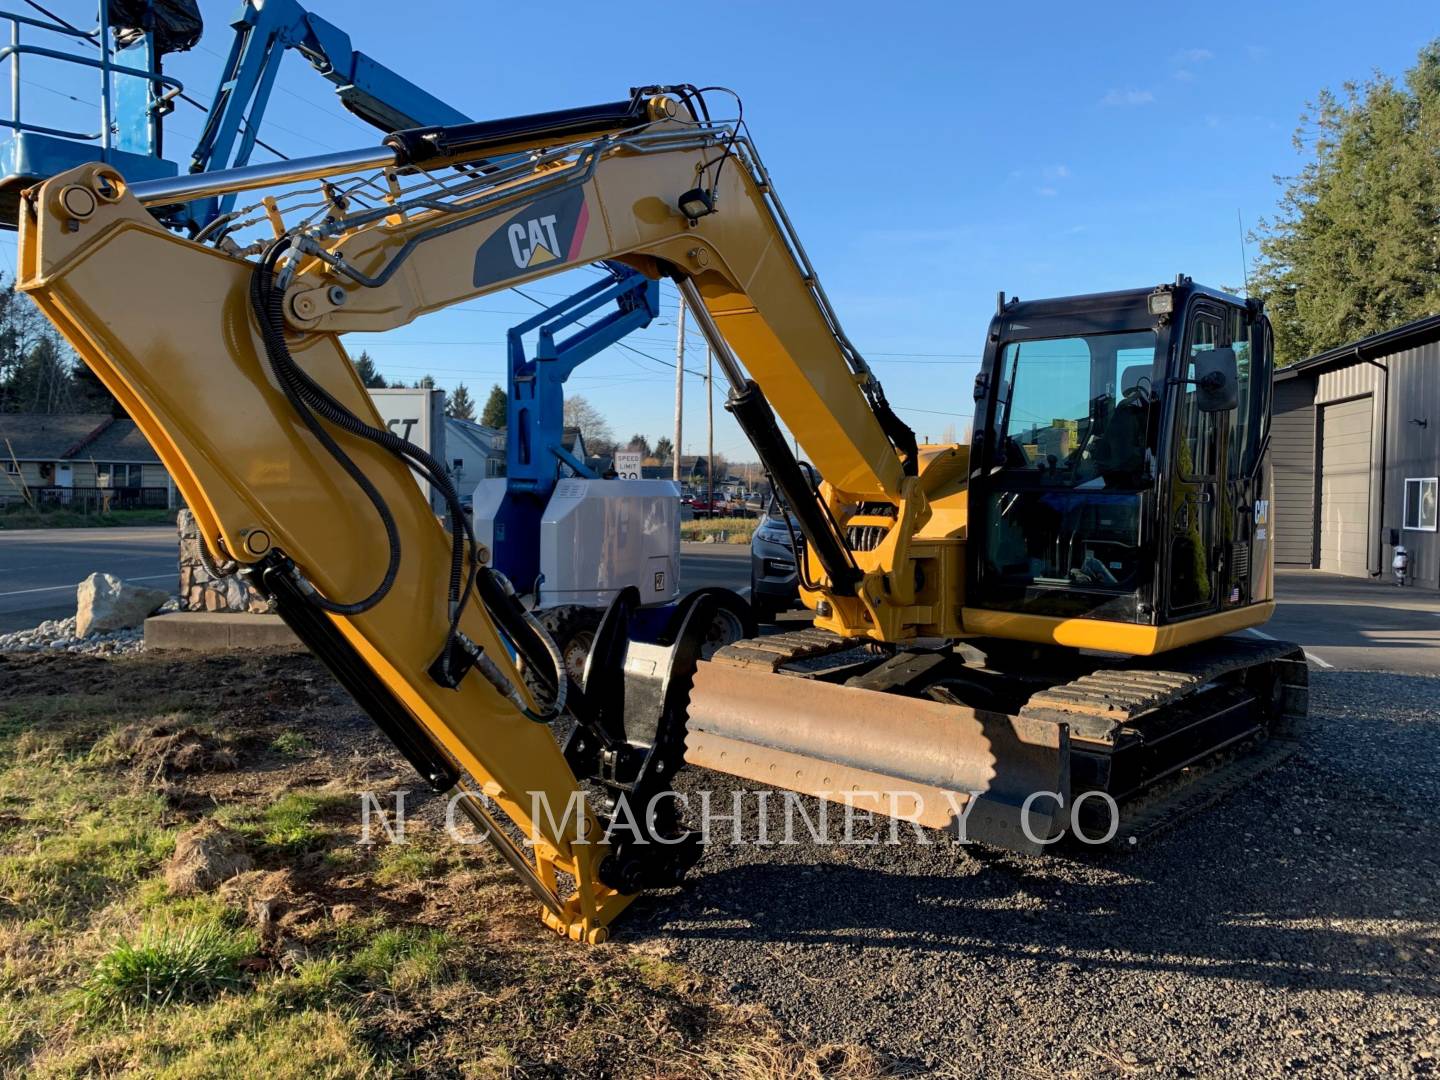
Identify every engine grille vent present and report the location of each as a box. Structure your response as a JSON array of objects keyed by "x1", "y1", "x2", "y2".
[{"x1": 1231, "y1": 543, "x2": 1251, "y2": 582}]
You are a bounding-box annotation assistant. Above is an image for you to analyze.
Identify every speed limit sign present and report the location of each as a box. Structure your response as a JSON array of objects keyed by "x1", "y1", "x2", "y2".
[{"x1": 614, "y1": 451, "x2": 642, "y2": 479}]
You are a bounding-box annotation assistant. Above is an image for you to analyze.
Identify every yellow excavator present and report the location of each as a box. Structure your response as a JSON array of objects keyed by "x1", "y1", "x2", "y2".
[{"x1": 16, "y1": 86, "x2": 1307, "y2": 943}]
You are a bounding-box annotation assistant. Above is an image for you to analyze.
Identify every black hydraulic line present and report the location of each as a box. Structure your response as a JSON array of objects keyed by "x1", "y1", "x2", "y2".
[
  {"x1": 868, "y1": 385, "x2": 919, "y2": 476},
  {"x1": 383, "y1": 91, "x2": 655, "y2": 166},
  {"x1": 250, "y1": 244, "x2": 403, "y2": 616},
  {"x1": 725, "y1": 379, "x2": 861, "y2": 596},
  {"x1": 257, "y1": 554, "x2": 459, "y2": 791},
  {"x1": 249, "y1": 240, "x2": 566, "y2": 705}
]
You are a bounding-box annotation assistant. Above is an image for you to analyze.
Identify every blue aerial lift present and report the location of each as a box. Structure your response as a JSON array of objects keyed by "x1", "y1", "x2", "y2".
[
  {"x1": 472, "y1": 262, "x2": 753, "y2": 679},
  {"x1": 0, "y1": 0, "x2": 470, "y2": 229},
  {"x1": 0, "y1": 2, "x2": 753, "y2": 672},
  {"x1": 485, "y1": 263, "x2": 662, "y2": 591}
]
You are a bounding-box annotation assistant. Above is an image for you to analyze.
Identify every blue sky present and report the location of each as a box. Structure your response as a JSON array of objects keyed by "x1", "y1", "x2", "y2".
[{"x1": 5, "y1": 1, "x2": 1435, "y2": 462}]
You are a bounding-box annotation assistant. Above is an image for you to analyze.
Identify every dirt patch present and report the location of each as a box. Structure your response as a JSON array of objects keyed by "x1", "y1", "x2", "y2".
[
  {"x1": 164, "y1": 820, "x2": 254, "y2": 895},
  {"x1": 108, "y1": 717, "x2": 238, "y2": 778}
]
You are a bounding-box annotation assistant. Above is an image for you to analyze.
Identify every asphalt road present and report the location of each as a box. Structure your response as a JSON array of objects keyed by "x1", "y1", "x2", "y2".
[
  {"x1": 0, "y1": 526, "x2": 179, "y2": 632},
  {"x1": 677, "y1": 540, "x2": 752, "y2": 596},
  {"x1": 0, "y1": 529, "x2": 756, "y2": 634},
  {"x1": 1268, "y1": 567, "x2": 1439, "y2": 674},
  {"x1": 3, "y1": 530, "x2": 1435, "y2": 674}
]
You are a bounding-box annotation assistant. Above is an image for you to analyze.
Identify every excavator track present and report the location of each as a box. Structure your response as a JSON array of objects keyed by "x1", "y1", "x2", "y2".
[
  {"x1": 707, "y1": 625, "x2": 857, "y2": 671},
  {"x1": 1023, "y1": 636, "x2": 1309, "y2": 848},
  {"x1": 1019, "y1": 636, "x2": 1308, "y2": 833},
  {"x1": 1100, "y1": 734, "x2": 1299, "y2": 850},
  {"x1": 1018, "y1": 636, "x2": 1308, "y2": 737}
]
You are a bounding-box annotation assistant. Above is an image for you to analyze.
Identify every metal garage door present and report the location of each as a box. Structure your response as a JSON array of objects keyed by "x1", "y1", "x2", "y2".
[{"x1": 1318, "y1": 397, "x2": 1372, "y2": 576}]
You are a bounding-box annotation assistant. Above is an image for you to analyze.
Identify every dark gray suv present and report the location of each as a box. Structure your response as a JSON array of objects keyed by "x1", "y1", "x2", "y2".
[{"x1": 749, "y1": 499, "x2": 800, "y2": 622}]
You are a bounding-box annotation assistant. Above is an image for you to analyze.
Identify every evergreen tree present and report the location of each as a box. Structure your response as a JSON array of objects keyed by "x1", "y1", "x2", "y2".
[
  {"x1": 70, "y1": 362, "x2": 123, "y2": 417},
  {"x1": 480, "y1": 383, "x2": 508, "y2": 428},
  {"x1": 654, "y1": 435, "x2": 674, "y2": 463},
  {"x1": 1251, "y1": 41, "x2": 1440, "y2": 364},
  {"x1": 626, "y1": 433, "x2": 652, "y2": 456},
  {"x1": 0, "y1": 273, "x2": 119, "y2": 415},
  {"x1": 446, "y1": 382, "x2": 476, "y2": 421},
  {"x1": 352, "y1": 350, "x2": 387, "y2": 388},
  {"x1": 413, "y1": 374, "x2": 436, "y2": 389}
]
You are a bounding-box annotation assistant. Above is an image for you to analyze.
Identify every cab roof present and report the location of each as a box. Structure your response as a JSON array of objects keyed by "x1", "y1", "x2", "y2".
[{"x1": 989, "y1": 279, "x2": 1249, "y2": 339}]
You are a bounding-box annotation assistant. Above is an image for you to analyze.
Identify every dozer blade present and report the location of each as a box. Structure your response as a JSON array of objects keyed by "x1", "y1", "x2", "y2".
[{"x1": 684, "y1": 662, "x2": 1070, "y2": 853}]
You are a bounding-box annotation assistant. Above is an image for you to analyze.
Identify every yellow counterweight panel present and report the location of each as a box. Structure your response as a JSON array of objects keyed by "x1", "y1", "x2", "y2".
[
  {"x1": 19, "y1": 166, "x2": 626, "y2": 942},
  {"x1": 960, "y1": 602, "x2": 1277, "y2": 656}
]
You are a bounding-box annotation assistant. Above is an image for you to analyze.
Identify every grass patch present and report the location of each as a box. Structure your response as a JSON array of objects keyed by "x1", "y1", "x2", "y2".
[
  {"x1": 0, "y1": 700, "x2": 176, "y2": 925},
  {"x1": 82, "y1": 920, "x2": 256, "y2": 1014},
  {"x1": 0, "y1": 507, "x2": 176, "y2": 530},
  {"x1": 682, "y1": 515, "x2": 756, "y2": 543},
  {"x1": 269, "y1": 732, "x2": 315, "y2": 756},
  {"x1": 0, "y1": 651, "x2": 885, "y2": 1078},
  {"x1": 347, "y1": 927, "x2": 454, "y2": 993},
  {"x1": 215, "y1": 791, "x2": 348, "y2": 856},
  {"x1": 372, "y1": 836, "x2": 465, "y2": 885},
  {"x1": 259, "y1": 792, "x2": 345, "y2": 853}
]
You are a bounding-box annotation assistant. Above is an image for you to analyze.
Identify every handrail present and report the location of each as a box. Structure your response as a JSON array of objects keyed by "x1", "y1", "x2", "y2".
[
  {"x1": 0, "y1": 10, "x2": 99, "y2": 41},
  {"x1": 0, "y1": 5, "x2": 184, "y2": 161},
  {"x1": 0, "y1": 42, "x2": 186, "y2": 87}
]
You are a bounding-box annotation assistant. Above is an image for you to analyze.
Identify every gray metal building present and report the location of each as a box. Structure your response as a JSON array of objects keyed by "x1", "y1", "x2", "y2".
[{"x1": 1271, "y1": 314, "x2": 1440, "y2": 588}]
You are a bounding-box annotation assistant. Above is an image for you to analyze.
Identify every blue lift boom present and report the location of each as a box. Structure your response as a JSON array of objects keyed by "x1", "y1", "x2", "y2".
[{"x1": 491, "y1": 263, "x2": 661, "y2": 594}]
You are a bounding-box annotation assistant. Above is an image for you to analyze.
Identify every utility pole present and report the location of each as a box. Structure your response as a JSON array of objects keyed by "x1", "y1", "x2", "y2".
[
  {"x1": 706, "y1": 343, "x2": 714, "y2": 514},
  {"x1": 672, "y1": 291, "x2": 686, "y2": 484}
]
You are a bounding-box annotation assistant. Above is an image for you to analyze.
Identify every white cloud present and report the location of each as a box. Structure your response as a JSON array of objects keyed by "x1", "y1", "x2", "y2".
[
  {"x1": 1044, "y1": 164, "x2": 1071, "y2": 180},
  {"x1": 1035, "y1": 186, "x2": 1058, "y2": 198},
  {"x1": 1173, "y1": 69, "x2": 1196, "y2": 83},
  {"x1": 1102, "y1": 88, "x2": 1155, "y2": 107},
  {"x1": 1172, "y1": 48, "x2": 1214, "y2": 64}
]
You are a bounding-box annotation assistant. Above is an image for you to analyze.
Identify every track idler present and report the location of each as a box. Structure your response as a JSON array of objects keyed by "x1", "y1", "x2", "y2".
[{"x1": 684, "y1": 662, "x2": 1072, "y2": 853}]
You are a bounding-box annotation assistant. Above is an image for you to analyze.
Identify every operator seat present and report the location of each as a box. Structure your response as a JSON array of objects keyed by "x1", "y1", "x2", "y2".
[{"x1": 1088, "y1": 365, "x2": 1152, "y2": 481}]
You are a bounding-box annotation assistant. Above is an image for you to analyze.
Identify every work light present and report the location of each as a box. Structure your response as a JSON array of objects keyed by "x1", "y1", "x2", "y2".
[{"x1": 677, "y1": 187, "x2": 716, "y2": 221}]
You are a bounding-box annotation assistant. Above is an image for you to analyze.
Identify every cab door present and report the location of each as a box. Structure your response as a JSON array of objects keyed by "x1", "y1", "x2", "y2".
[{"x1": 1165, "y1": 304, "x2": 1226, "y2": 617}]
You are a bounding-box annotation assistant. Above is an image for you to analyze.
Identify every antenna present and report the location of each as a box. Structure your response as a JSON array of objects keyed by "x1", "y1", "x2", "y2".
[{"x1": 1237, "y1": 209, "x2": 1251, "y2": 294}]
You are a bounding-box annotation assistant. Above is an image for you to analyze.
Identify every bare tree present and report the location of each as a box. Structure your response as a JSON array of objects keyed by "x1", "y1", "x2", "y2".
[{"x1": 563, "y1": 395, "x2": 615, "y2": 455}]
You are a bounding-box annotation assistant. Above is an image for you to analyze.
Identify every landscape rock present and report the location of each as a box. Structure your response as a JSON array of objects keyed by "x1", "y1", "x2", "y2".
[
  {"x1": 164, "y1": 821, "x2": 254, "y2": 896},
  {"x1": 0, "y1": 615, "x2": 146, "y2": 657},
  {"x1": 75, "y1": 572, "x2": 170, "y2": 637}
]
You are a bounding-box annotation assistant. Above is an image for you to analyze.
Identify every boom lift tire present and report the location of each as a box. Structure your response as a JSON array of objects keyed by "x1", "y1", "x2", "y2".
[{"x1": 539, "y1": 606, "x2": 604, "y2": 685}]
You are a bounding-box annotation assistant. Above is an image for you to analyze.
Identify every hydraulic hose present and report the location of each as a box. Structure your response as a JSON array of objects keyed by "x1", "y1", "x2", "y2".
[
  {"x1": 250, "y1": 242, "x2": 403, "y2": 616},
  {"x1": 249, "y1": 240, "x2": 567, "y2": 714}
]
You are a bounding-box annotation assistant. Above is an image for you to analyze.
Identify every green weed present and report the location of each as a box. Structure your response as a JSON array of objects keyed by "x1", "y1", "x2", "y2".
[
  {"x1": 82, "y1": 921, "x2": 257, "y2": 1013},
  {"x1": 270, "y1": 732, "x2": 315, "y2": 757}
]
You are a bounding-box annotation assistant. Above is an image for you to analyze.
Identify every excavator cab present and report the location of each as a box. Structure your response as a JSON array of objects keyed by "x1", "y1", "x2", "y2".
[{"x1": 967, "y1": 278, "x2": 1275, "y2": 652}]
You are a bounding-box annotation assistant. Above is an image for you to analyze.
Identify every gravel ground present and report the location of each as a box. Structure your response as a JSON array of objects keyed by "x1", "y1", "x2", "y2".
[
  {"x1": 0, "y1": 615, "x2": 145, "y2": 656},
  {"x1": 632, "y1": 670, "x2": 1440, "y2": 1077}
]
